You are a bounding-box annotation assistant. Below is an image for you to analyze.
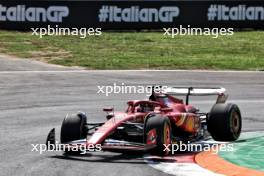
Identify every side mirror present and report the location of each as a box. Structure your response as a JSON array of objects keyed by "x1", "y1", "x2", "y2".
[
  {"x1": 103, "y1": 107, "x2": 114, "y2": 112},
  {"x1": 103, "y1": 107, "x2": 114, "y2": 120}
]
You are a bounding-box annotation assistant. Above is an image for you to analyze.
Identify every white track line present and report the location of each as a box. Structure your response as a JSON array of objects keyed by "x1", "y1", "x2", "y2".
[
  {"x1": 144, "y1": 159, "x2": 223, "y2": 176},
  {"x1": 0, "y1": 70, "x2": 262, "y2": 74}
]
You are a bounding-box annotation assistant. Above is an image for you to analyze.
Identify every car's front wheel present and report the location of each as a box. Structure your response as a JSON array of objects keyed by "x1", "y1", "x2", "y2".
[
  {"x1": 60, "y1": 112, "x2": 87, "y2": 144},
  {"x1": 145, "y1": 114, "x2": 172, "y2": 155}
]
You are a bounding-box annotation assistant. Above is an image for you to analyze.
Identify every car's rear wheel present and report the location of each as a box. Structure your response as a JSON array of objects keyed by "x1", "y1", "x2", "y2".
[
  {"x1": 145, "y1": 114, "x2": 171, "y2": 155},
  {"x1": 60, "y1": 112, "x2": 87, "y2": 144},
  {"x1": 207, "y1": 103, "x2": 242, "y2": 141}
]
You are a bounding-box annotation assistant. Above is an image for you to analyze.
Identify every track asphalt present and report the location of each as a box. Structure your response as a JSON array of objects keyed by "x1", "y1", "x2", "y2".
[{"x1": 0, "y1": 56, "x2": 263, "y2": 176}]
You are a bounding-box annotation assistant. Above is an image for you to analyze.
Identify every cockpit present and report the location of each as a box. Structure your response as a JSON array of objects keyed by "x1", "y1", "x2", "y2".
[{"x1": 126, "y1": 101, "x2": 161, "y2": 113}]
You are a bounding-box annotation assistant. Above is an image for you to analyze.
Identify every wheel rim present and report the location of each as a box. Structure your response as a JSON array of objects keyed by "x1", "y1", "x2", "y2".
[
  {"x1": 163, "y1": 122, "x2": 171, "y2": 154},
  {"x1": 232, "y1": 110, "x2": 240, "y2": 134}
]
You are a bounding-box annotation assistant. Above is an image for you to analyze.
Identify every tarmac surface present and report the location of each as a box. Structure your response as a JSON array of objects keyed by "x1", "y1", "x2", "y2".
[{"x1": 0, "y1": 55, "x2": 263, "y2": 176}]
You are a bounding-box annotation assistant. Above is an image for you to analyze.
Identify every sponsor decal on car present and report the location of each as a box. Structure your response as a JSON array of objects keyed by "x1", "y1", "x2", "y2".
[{"x1": 147, "y1": 129, "x2": 157, "y2": 145}]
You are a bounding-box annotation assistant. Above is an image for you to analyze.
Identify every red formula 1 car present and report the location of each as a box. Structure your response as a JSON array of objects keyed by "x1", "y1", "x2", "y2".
[{"x1": 46, "y1": 87, "x2": 242, "y2": 155}]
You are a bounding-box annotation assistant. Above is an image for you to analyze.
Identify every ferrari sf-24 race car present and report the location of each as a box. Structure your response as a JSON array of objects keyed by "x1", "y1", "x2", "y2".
[{"x1": 46, "y1": 87, "x2": 242, "y2": 155}]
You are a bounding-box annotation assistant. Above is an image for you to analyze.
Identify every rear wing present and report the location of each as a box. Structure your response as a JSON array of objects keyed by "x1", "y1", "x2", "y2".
[{"x1": 161, "y1": 87, "x2": 228, "y2": 105}]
